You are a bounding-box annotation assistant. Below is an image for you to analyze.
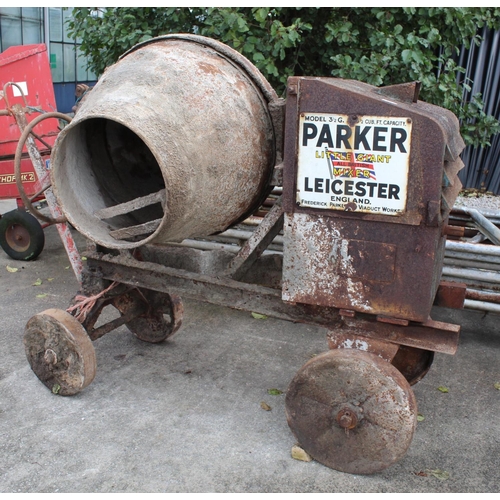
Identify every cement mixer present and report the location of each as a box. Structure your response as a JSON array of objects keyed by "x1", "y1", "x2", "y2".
[
  {"x1": 51, "y1": 35, "x2": 278, "y2": 248},
  {"x1": 22, "y1": 34, "x2": 468, "y2": 475}
]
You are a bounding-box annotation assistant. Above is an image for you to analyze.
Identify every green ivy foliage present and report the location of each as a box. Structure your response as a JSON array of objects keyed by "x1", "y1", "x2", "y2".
[{"x1": 67, "y1": 7, "x2": 500, "y2": 148}]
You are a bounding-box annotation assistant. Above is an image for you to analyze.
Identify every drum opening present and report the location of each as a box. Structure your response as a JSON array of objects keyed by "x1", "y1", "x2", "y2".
[{"x1": 53, "y1": 118, "x2": 166, "y2": 248}]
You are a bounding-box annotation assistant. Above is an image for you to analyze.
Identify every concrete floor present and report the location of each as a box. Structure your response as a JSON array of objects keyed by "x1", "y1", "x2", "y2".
[{"x1": 0, "y1": 203, "x2": 499, "y2": 492}]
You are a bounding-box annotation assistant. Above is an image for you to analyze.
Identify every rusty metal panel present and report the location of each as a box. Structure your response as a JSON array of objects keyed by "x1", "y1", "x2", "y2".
[
  {"x1": 326, "y1": 331, "x2": 399, "y2": 362},
  {"x1": 434, "y1": 281, "x2": 466, "y2": 309},
  {"x1": 282, "y1": 77, "x2": 465, "y2": 322},
  {"x1": 282, "y1": 212, "x2": 443, "y2": 322}
]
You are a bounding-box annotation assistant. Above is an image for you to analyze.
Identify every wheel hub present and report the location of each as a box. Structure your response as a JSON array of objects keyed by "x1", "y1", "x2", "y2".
[
  {"x1": 336, "y1": 407, "x2": 359, "y2": 430},
  {"x1": 43, "y1": 348, "x2": 58, "y2": 365},
  {"x1": 6, "y1": 224, "x2": 30, "y2": 252}
]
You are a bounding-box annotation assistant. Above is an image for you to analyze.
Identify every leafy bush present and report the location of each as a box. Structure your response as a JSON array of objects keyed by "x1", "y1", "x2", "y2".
[{"x1": 68, "y1": 7, "x2": 500, "y2": 147}]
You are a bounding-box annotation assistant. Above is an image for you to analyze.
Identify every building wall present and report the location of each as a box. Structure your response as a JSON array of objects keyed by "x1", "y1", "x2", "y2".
[{"x1": 0, "y1": 7, "x2": 96, "y2": 113}]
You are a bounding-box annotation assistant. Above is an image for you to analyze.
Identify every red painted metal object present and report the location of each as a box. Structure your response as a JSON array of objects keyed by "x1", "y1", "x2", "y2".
[
  {"x1": 0, "y1": 44, "x2": 82, "y2": 280},
  {"x1": 0, "y1": 44, "x2": 58, "y2": 202},
  {"x1": 0, "y1": 44, "x2": 58, "y2": 155}
]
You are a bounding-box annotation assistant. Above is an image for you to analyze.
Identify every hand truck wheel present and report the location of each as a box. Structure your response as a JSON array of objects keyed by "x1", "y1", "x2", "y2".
[{"x1": 0, "y1": 208, "x2": 45, "y2": 260}]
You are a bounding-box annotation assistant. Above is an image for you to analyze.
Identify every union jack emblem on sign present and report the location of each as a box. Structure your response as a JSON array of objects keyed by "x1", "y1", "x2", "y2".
[{"x1": 325, "y1": 149, "x2": 376, "y2": 180}]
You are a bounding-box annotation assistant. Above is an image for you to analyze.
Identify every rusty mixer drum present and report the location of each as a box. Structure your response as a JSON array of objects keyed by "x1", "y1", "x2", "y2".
[{"x1": 50, "y1": 35, "x2": 278, "y2": 249}]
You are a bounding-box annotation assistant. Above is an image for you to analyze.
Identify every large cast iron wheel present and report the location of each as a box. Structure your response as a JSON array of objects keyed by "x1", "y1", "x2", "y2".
[
  {"x1": 24, "y1": 309, "x2": 96, "y2": 396},
  {"x1": 285, "y1": 349, "x2": 417, "y2": 474},
  {"x1": 112, "y1": 288, "x2": 183, "y2": 343},
  {"x1": 0, "y1": 209, "x2": 44, "y2": 260}
]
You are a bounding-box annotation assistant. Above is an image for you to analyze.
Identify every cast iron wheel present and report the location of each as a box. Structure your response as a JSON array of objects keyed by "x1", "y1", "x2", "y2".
[
  {"x1": 285, "y1": 349, "x2": 417, "y2": 474},
  {"x1": 112, "y1": 288, "x2": 183, "y2": 343},
  {"x1": 391, "y1": 345, "x2": 434, "y2": 386},
  {"x1": 0, "y1": 209, "x2": 45, "y2": 260},
  {"x1": 24, "y1": 309, "x2": 96, "y2": 396}
]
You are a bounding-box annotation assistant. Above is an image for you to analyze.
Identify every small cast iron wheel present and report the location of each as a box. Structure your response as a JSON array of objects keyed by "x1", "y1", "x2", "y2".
[
  {"x1": 391, "y1": 345, "x2": 434, "y2": 386},
  {"x1": 113, "y1": 288, "x2": 183, "y2": 343},
  {"x1": 285, "y1": 349, "x2": 417, "y2": 474},
  {"x1": 24, "y1": 308, "x2": 96, "y2": 396},
  {"x1": 0, "y1": 209, "x2": 45, "y2": 260}
]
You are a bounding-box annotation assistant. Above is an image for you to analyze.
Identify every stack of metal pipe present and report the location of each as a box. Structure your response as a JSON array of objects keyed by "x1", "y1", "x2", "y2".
[{"x1": 443, "y1": 206, "x2": 500, "y2": 313}]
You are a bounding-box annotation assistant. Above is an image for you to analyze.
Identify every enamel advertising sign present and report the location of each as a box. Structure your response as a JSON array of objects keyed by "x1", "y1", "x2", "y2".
[{"x1": 296, "y1": 113, "x2": 412, "y2": 216}]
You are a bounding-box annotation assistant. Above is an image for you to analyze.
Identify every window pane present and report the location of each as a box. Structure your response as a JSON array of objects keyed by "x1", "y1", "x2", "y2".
[
  {"x1": 0, "y1": 8, "x2": 21, "y2": 17},
  {"x1": 50, "y1": 42, "x2": 63, "y2": 83},
  {"x1": 21, "y1": 7, "x2": 41, "y2": 21},
  {"x1": 63, "y1": 43, "x2": 76, "y2": 82},
  {"x1": 63, "y1": 8, "x2": 73, "y2": 43},
  {"x1": 88, "y1": 66, "x2": 97, "y2": 82},
  {"x1": 22, "y1": 19, "x2": 42, "y2": 45},
  {"x1": 49, "y1": 7, "x2": 62, "y2": 42},
  {"x1": 76, "y1": 45, "x2": 97, "y2": 81},
  {"x1": 76, "y1": 46, "x2": 87, "y2": 81},
  {"x1": 1, "y1": 16, "x2": 22, "y2": 50}
]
